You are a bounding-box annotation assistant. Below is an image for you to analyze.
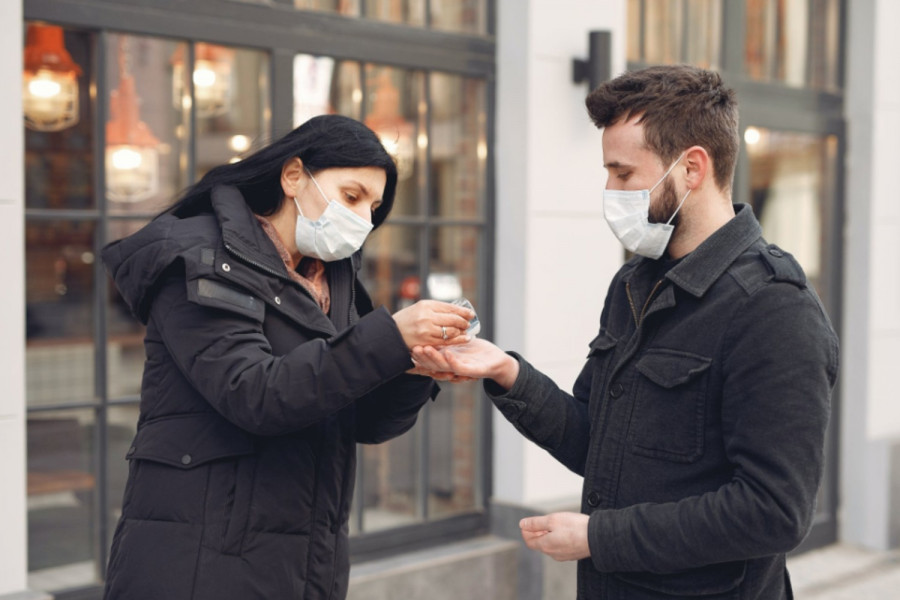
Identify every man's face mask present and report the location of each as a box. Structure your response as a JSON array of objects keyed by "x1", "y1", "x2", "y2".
[
  {"x1": 293, "y1": 169, "x2": 373, "y2": 262},
  {"x1": 602, "y1": 152, "x2": 690, "y2": 260}
]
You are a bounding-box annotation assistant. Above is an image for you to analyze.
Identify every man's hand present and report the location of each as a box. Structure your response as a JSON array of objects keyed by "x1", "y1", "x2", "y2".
[
  {"x1": 519, "y1": 512, "x2": 591, "y2": 562},
  {"x1": 411, "y1": 338, "x2": 520, "y2": 390}
]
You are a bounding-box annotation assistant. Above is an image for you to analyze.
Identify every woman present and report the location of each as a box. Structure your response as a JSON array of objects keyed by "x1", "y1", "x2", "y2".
[{"x1": 101, "y1": 114, "x2": 473, "y2": 600}]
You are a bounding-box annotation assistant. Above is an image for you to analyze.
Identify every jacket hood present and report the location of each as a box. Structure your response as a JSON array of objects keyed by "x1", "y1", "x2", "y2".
[
  {"x1": 101, "y1": 186, "x2": 281, "y2": 324},
  {"x1": 102, "y1": 215, "x2": 193, "y2": 324}
]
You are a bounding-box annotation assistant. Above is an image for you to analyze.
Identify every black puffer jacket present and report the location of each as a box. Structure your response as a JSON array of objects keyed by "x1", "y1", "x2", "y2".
[{"x1": 101, "y1": 185, "x2": 435, "y2": 600}]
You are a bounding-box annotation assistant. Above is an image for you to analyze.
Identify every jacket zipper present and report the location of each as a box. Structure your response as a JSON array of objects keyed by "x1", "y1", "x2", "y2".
[
  {"x1": 223, "y1": 242, "x2": 318, "y2": 304},
  {"x1": 625, "y1": 279, "x2": 664, "y2": 328}
]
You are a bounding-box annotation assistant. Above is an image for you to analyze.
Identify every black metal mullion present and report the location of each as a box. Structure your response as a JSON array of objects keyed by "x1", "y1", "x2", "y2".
[
  {"x1": 720, "y1": 0, "x2": 745, "y2": 75},
  {"x1": 351, "y1": 60, "x2": 369, "y2": 535},
  {"x1": 835, "y1": 0, "x2": 847, "y2": 90},
  {"x1": 270, "y1": 47, "x2": 296, "y2": 138},
  {"x1": 94, "y1": 29, "x2": 112, "y2": 580},
  {"x1": 187, "y1": 42, "x2": 197, "y2": 184},
  {"x1": 417, "y1": 69, "x2": 433, "y2": 521},
  {"x1": 477, "y1": 72, "x2": 496, "y2": 509}
]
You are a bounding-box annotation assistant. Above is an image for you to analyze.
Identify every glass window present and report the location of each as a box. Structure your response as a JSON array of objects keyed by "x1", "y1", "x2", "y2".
[
  {"x1": 292, "y1": 0, "x2": 487, "y2": 33},
  {"x1": 430, "y1": 0, "x2": 487, "y2": 34},
  {"x1": 294, "y1": 0, "x2": 361, "y2": 16},
  {"x1": 25, "y1": 218, "x2": 97, "y2": 406},
  {"x1": 365, "y1": 65, "x2": 424, "y2": 216},
  {"x1": 745, "y1": 0, "x2": 840, "y2": 89},
  {"x1": 24, "y1": 26, "x2": 94, "y2": 210},
  {"x1": 191, "y1": 44, "x2": 270, "y2": 179},
  {"x1": 365, "y1": 0, "x2": 426, "y2": 27},
  {"x1": 24, "y1": 1, "x2": 494, "y2": 593},
  {"x1": 430, "y1": 72, "x2": 486, "y2": 219},
  {"x1": 628, "y1": 0, "x2": 722, "y2": 69},
  {"x1": 27, "y1": 409, "x2": 99, "y2": 593},
  {"x1": 293, "y1": 57, "x2": 488, "y2": 534},
  {"x1": 106, "y1": 34, "x2": 188, "y2": 215},
  {"x1": 745, "y1": 128, "x2": 839, "y2": 298}
]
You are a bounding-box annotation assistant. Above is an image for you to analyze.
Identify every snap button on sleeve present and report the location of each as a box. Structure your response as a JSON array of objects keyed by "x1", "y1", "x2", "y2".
[
  {"x1": 587, "y1": 491, "x2": 601, "y2": 507},
  {"x1": 274, "y1": 296, "x2": 282, "y2": 305},
  {"x1": 181, "y1": 454, "x2": 192, "y2": 465},
  {"x1": 222, "y1": 263, "x2": 231, "y2": 272}
]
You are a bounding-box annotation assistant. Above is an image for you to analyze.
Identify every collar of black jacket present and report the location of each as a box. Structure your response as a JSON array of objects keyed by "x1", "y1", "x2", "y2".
[
  {"x1": 658, "y1": 203, "x2": 762, "y2": 298},
  {"x1": 211, "y1": 185, "x2": 292, "y2": 278}
]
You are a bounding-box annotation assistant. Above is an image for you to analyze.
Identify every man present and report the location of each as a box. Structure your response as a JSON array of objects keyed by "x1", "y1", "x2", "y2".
[{"x1": 414, "y1": 65, "x2": 839, "y2": 599}]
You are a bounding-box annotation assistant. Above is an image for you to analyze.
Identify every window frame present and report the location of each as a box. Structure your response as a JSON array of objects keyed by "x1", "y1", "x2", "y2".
[{"x1": 23, "y1": 0, "x2": 497, "y2": 594}]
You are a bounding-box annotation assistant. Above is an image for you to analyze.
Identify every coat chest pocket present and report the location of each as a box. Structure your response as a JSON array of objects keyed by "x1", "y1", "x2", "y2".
[
  {"x1": 628, "y1": 349, "x2": 712, "y2": 463},
  {"x1": 586, "y1": 331, "x2": 618, "y2": 422}
]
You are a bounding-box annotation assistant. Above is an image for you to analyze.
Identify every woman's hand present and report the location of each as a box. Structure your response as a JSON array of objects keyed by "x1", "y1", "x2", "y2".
[
  {"x1": 392, "y1": 300, "x2": 475, "y2": 349},
  {"x1": 411, "y1": 338, "x2": 520, "y2": 390}
]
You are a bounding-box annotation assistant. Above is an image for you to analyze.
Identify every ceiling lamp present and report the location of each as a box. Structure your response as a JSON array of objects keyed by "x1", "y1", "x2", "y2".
[
  {"x1": 22, "y1": 23, "x2": 82, "y2": 132},
  {"x1": 172, "y1": 43, "x2": 234, "y2": 118},
  {"x1": 365, "y1": 70, "x2": 415, "y2": 181},
  {"x1": 105, "y1": 37, "x2": 160, "y2": 203}
]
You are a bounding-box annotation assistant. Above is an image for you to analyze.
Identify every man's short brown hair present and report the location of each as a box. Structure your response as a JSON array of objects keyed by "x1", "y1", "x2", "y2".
[{"x1": 586, "y1": 65, "x2": 740, "y2": 193}]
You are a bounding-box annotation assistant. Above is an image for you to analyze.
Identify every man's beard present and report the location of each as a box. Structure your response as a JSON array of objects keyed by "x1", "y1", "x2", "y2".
[{"x1": 648, "y1": 177, "x2": 681, "y2": 227}]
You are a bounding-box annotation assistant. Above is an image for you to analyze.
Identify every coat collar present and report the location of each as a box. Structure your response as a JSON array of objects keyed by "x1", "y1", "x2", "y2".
[
  {"x1": 211, "y1": 185, "x2": 291, "y2": 278},
  {"x1": 667, "y1": 204, "x2": 761, "y2": 297},
  {"x1": 624, "y1": 204, "x2": 762, "y2": 299}
]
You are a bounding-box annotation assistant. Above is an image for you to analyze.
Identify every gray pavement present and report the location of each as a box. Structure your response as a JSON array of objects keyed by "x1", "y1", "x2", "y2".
[{"x1": 788, "y1": 544, "x2": 900, "y2": 599}]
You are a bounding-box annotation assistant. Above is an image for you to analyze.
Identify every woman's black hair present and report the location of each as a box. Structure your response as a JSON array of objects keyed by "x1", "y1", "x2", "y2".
[{"x1": 165, "y1": 114, "x2": 398, "y2": 228}]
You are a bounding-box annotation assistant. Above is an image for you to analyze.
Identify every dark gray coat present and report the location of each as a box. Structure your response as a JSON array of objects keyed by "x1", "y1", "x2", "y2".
[
  {"x1": 101, "y1": 185, "x2": 435, "y2": 600},
  {"x1": 488, "y1": 205, "x2": 839, "y2": 599}
]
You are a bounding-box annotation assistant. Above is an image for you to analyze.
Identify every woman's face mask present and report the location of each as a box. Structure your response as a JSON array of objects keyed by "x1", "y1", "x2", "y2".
[
  {"x1": 293, "y1": 170, "x2": 373, "y2": 262},
  {"x1": 602, "y1": 152, "x2": 690, "y2": 260}
]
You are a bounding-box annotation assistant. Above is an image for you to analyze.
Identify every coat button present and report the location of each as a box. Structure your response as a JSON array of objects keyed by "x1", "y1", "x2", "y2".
[
  {"x1": 768, "y1": 247, "x2": 784, "y2": 257},
  {"x1": 587, "y1": 491, "x2": 601, "y2": 507},
  {"x1": 609, "y1": 383, "x2": 624, "y2": 398},
  {"x1": 181, "y1": 454, "x2": 192, "y2": 465},
  {"x1": 222, "y1": 263, "x2": 231, "y2": 272},
  {"x1": 274, "y1": 296, "x2": 282, "y2": 305}
]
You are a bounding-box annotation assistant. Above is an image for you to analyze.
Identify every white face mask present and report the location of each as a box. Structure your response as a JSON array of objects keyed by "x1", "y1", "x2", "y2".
[
  {"x1": 602, "y1": 152, "x2": 690, "y2": 260},
  {"x1": 293, "y1": 170, "x2": 373, "y2": 262}
]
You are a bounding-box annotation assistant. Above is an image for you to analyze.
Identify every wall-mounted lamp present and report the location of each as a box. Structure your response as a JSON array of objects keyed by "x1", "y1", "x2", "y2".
[
  {"x1": 23, "y1": 23, "x2": 82, "y2": 132},
  {"x1": 572, "y1": 30, "x2": 612, "y2": 92}
]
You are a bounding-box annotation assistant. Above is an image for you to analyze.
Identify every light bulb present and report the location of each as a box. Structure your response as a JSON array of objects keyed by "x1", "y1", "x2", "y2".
[{"x1": 111, "y1": 147, "x2": 144, "y2": 170}]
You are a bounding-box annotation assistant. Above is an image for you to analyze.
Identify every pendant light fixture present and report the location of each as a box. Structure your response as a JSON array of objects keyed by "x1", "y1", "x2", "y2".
[
  {"x1": 105, "y1": 36, "x2": 160, "y2": 203},
  {"x1": 22, "y1": 23, "x2": 82, "y2": 132},
  {"x1": 365, "y1": 70, "x2": 415, "y2": 180},
  {"x1": 171, "y1": 42, "x2": 234, "y2": 118}
]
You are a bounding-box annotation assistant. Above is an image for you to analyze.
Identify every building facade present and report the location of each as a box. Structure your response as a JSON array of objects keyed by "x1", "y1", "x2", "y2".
[{"x1": 1, "y1": 0, "x2": 899, "y2": 598}]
